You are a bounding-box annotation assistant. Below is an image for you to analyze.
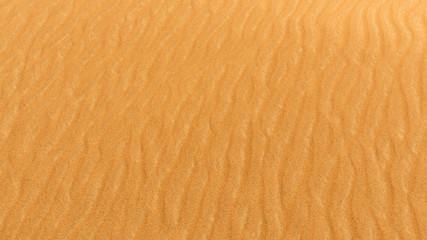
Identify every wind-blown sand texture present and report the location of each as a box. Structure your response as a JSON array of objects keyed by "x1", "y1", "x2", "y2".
[{"x1": 0, "y1": 0, "x2": 426, "y2": 239}]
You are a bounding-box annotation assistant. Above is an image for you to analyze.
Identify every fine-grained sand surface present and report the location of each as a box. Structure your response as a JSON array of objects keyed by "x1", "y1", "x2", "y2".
[{"x1": 0, "y1": 0, "x2": 426, "y2": 239}]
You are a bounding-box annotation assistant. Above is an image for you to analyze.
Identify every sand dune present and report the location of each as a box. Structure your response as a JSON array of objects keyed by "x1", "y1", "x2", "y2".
[{"x1": 0, "y1": 0, "x2": 426, "y2": 239}]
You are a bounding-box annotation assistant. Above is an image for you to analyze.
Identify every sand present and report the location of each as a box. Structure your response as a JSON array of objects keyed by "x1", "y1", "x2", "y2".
[{"x1": 0, "y1": 0, "x2": 426, "y2": 239}]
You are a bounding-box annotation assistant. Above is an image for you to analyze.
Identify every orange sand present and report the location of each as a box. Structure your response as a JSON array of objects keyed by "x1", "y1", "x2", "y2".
[{"x1": 0, "y1": 0, "x2": 426, "y2": 239}]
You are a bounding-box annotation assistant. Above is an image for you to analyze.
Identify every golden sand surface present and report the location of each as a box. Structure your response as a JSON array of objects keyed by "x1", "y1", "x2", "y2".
[{"x1": 0, "y1": 0, "x2": 426, "y2": 239}]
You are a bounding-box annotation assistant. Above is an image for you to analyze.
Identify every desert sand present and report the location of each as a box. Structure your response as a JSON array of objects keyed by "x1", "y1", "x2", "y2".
[{"x1": 0, "y1": 0, "x2": 426, "y2": 239}]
